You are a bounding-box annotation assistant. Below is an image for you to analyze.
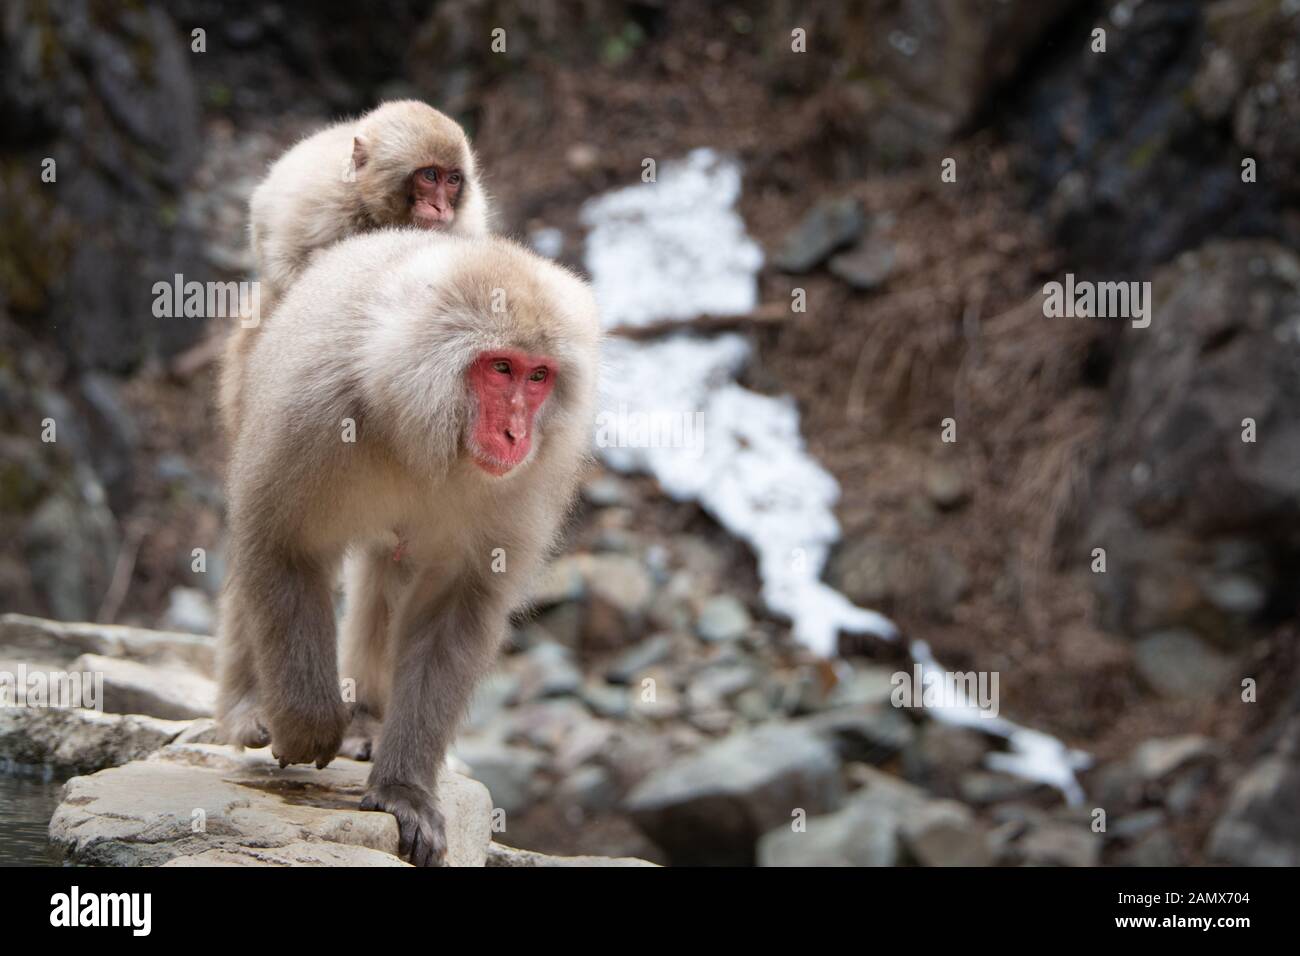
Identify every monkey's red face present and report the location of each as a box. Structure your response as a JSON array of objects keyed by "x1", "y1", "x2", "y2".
[
  {"x1": 466, "y1": 350, "x2": 557, "y2": 476},
  {"x1": 410, "y1": 165, "x2": 462, "y2": 228}
]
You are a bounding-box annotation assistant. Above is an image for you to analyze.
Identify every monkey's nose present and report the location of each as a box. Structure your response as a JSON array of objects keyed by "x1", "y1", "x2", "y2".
[{"x1": 504, "y1": 428, "x2": 519, "y2": 444}]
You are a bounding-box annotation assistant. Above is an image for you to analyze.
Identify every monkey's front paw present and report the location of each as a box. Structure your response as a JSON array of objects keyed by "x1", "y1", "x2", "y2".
[
  {"x1": 361, "y1": 783, "x2": 447, "y2": 867},
  {"x1": 267, "y1": 700, "x2": 348, "y2": 770}
]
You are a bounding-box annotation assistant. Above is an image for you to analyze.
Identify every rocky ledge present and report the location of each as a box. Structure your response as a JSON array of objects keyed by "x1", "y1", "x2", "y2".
[
  {"x1": 1, "y1": 614, "x2": 654, "y2": 867},
  {"x1": 48, "y1": 741, "x2": 654, "y2": 867},
  {"x1": 51, "y1": 742, "x2": 493, "y2": 867}
]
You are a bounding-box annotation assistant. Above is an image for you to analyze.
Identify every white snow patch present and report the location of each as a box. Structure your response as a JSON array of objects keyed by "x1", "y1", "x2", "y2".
[
  {"x1": 910, "y1": 641, "x2": 1092, "y2": 804},
  {"x1": 599, "y1": 335, "x2": 898, "y2": 657},
  {"x1": 581, "y1": 149, "x2": 763, "y2": 329},
  {"x1": 581, "y1": 150, "x2": 1089, "y2": 802}
]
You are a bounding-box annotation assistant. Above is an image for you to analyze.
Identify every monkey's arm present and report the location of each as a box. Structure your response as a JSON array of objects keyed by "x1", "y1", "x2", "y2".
[{"x1": 231, "y1": 543, "x2": 349, "y2": 768}]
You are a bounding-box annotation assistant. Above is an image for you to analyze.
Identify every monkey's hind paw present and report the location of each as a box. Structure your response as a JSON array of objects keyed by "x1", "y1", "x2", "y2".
[
  {"x1": 361, "y1": 783, "x2": 447, "y2": 867},
  {"x1": 219, "y1": 698, "x2": 272, "y2": 750},
  {"x1": 338, "y1": 709, "x2": 382, "y2": 761}
]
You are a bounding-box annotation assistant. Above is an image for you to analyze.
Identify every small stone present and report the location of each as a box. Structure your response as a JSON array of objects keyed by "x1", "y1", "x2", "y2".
[
  {"x1": 554, "y1": 719, "x2": 614, "y2": 773},
  {"x1": 1209, "y1": 754, "x2": 1300, "y2": 865},
  {"x1": 695, "y1": 595, "x2": 752, "y2": 643},
  {"x1": 900, "y1": 799, "x2": 993, "y2": 867},
  {"x1": 904, "y1": 722, "x2": 991, "y2": 789},
  {"x1": 771, "y1": 197, "x2": 866, "y2": 274},
  {"x1": 566, "y1": 143, "x2": 600, "y2": 173},
  {"x1": 582, "y1": 681, "x2": 630, "y2": 719},
  {"x1": 809, "y1": 707, "x2": 916, "y2": 763},
  {"x1": 925, "y1": 547, "x2": 971, "y2": 620},
  {"x1": 515, "y1": 641, "x2": 583, "y2": 701},
  {"x1": 454, "y1": 739, "x2": 546, "y2": 816},
  {"x1": 1130, "y1": 735, "x2": 1217, "y2": 781},
  {"x1": 1108, "y1": 808, "x2": 1167, "y2": 842},
  {"x1": 557, "y1": 765, "x2": 619, "y2": 812},
  {"x1": 1134, "y1": 631, "x2": 1236, "y2": 699},
  {"x1": 924, "y1": 463, "x2": 969, "y2": 511},
  {"x1": 1015, "y1": 822, "x2": 1101, "y2": 867},
  {"x1": 605, "y1": 633, "x2": 673, "y2": 685},
  {"x1": 686, "y1": 663, "x2": 756, "y2": 711},
  {"x1": 1203, "y1": 574, "x2": 1267, "y2": 617},
  {"x1": 507, "y1": 698, "x2": 592, "y2": 751},
  {"x1": 959, "y1": 771, "x2": 1045, "y2": 805},
  {"x1": 828, "y1": 666, "x2": 897, "y2": 709},
  {"x1": 1115, "y1": 830, "x2": 1182, "y2": 866},
  {"x1": 585, "y1": 554, "x2": 655, "y2": 615},
  {"x1": 828, "y1": 235, "x2": 897, "y2": 291}
]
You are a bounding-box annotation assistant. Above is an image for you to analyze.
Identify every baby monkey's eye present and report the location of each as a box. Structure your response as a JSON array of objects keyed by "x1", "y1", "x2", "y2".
[
  {"x1": 448, "y1": 172, "x2": 463, "y2": 186},
  {"x1": 529, "y1": 368, "x2": 548, "y2": 383},
  {"x1": 492, "y1": 360, "x2": 511, "y2": 374},
  {"x1": 422, "y1": 168, "x2": 439, "y2": 183}
]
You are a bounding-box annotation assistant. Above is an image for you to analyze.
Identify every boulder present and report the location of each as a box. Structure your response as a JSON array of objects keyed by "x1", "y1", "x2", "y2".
[
  {"x1": 49, "y1": 743, "x2": 494, "y2": 867},
  {"x1": 771, "y1": 198, "x2": 866, "y2": 274},
  {"x1": 757, "y1": 767, "x2": 928, "y2": 867},
  {"x1": 454, "y1": 738, "x2": 545, "y2": 816},
  {"x1": 899, "y1": 799, "x2": 994, "y2": 867},
  {"x1": 1133, "y1": 631, "x2": 1236, "y2": 699},
  {"x1": 626, "y1": 721, "x2": 843, "y2": 865},
  {"x1": 1080, "y1": 242, "x2": 1300, "y2": 645},
  {"x1": 0, "y1": 707, "x2": 189, "y2": 774},
  {"x1": 1013, "y1": 821, "x2": 1101, "y2": 867},
  {"x1": 1209, "y1": 699, "x2": 1300, "y2": 867},
  {"x1": 72, "y1": 653, "x2": 216, "y2": 720},
  {"x1": 0, "y1": 613, "x2": 214, "y2": 673}
]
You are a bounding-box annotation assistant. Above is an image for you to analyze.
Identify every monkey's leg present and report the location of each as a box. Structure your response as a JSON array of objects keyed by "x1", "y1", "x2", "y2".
[
  {"x1": 241, "y1": 549, "x2": 350, "y2": 769},
  {"x1": 337, "y1": 548, "x2": 396, "y2": 761},
  {"x1": 361, "y1": 576, "x2": 505, "y2": 866},
  {"x1": 215, "y1": 586, "x2": 270, "y2": 748}
]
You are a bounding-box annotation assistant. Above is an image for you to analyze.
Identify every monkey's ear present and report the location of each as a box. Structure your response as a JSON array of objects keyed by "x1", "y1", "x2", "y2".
[{"x1": 352, "y1": 136, "x2": 369, "y2": 171}]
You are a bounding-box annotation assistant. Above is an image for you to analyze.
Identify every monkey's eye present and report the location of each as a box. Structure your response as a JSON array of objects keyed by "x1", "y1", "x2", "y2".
[
  {"x1": 421, "y1": 168, "x2": 439, "y2": 183},
  {"x1": 492, "y1": 360, "x2": 511, "y2": 375},
  {"x1": 529, "y1": 368, "x2": 548, "y2": 383},
  {"x1": 448, "y1": 172, "x2": 463, "y2": 186}
]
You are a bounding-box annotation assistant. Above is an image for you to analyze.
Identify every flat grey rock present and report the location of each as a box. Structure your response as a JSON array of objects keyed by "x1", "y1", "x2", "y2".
[{"x1": 49, "y1": 743, "x2": 494, "y2": 867}]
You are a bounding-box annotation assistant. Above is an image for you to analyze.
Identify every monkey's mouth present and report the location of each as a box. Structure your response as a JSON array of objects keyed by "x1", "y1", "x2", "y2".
[
  {"x1": 411, "y1": 199, "x2": 453, "y2": 228},
  {"x1": 470, "y1": 448, "x2": 525, "y2": 477}
]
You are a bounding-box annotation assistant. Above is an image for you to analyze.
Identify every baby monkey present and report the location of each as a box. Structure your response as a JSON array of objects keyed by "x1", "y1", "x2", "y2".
[{"x1": 220, "y1": 100, "x2": 491, "y2": 439}]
